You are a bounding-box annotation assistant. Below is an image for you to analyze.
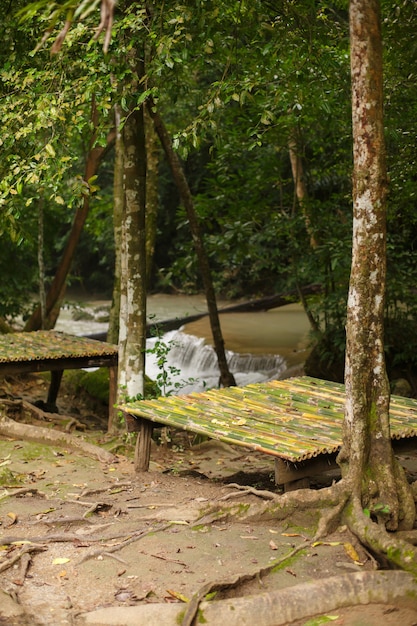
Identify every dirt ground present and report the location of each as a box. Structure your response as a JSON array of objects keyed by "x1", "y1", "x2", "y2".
[{"x1": 1, "y1": 373, "x2": 417, "y2": 626}]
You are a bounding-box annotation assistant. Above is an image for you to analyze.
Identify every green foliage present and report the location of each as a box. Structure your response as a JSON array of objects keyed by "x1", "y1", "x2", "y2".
[
  {"x1": 0, "y1": 0, "x2": 116, "y2": 317},
  {"x1": 145, "y1": 330, "x2": 197, "y2": 398}
]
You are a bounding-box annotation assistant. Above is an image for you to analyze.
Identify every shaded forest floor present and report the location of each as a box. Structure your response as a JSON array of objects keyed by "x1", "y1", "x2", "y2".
[{"x1": 1, "y1": 373, "x2": 417, "y2": 625}]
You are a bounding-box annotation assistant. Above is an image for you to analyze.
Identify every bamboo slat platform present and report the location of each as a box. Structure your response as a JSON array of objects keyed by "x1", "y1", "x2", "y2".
[
  {"x1": 0, "y1": 331, "x2": 118, "y2": 429},
  {"x1": 121, "y1": 376, "x2": 417, "y2": 489}
]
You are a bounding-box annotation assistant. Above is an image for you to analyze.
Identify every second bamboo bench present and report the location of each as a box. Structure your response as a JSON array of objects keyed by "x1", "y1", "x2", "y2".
[{"x1": 120, "y1": 376, "x2": 417, "y2": 490}]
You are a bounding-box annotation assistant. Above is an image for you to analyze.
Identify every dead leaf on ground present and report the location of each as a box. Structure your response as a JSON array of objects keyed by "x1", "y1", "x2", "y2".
[{"x1": 6, "y1": 511, "x2": 18, "y2": 525}]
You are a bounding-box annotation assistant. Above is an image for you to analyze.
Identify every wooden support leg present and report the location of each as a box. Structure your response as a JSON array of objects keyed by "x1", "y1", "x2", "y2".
[
  {"x1": 275, "y1": 455, "x2": 339, "y2": 491},
  {"x1": 107, "y1": 365, "x2": 118, "y2": 433},
  {"x1": 134, "y1": 418, "x2": 154, "y2": 472},
  {"x1": 46, "y1": 370, "x2": 64, "y2": 412}
]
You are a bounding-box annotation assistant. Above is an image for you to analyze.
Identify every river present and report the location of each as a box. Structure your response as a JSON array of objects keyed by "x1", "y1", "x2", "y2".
[{"x1": 55, "y1": 293, "x2": 311, "y2": 394}]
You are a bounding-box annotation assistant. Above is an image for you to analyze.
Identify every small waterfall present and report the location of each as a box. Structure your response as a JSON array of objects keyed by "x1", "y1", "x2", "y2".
[{"x1": 145, "y1": 329, "x2": 287, "y2": 395}]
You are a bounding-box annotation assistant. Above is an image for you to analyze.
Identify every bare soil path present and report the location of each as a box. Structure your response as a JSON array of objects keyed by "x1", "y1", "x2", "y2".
[{"x1": 1, "y1": 373, "x2": 417, "y2": 625}]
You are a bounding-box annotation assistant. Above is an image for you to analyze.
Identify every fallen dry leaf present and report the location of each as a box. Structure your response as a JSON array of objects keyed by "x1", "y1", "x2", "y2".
[
  {"x1": 52, "y1": 557, "x2": 70, "y2": 565},
  {"x1": 344, "y1": 542, "x2": 363, "y2": 564},
  {"x1": 6, "y1": 512, "x2": 18, "y2": 525},
  {"x1": 166, "y1": 589, "x2": 189, "y2": 603}
]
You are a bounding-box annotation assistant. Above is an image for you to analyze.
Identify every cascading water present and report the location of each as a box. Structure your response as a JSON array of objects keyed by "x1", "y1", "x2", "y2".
[
  {"x1": 145, "y1": 329, "x2": 287, "y2": 395},
  {"x1": 55, "y1": 294, "x2": 310, "y2": 395}
]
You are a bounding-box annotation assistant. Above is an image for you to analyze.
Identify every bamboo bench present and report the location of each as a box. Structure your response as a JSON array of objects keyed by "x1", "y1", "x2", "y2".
[
  {"x1": 0, "y1": 331, "x2": 118, "y2": 429},
  {"x1": 121, "y1": 376, "x2": 417, "y2": 490}
]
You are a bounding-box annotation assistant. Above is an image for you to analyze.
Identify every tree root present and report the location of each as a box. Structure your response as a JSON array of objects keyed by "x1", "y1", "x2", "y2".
[
  {"x1": 1, "y1": 398, "x2": 86, "y2": 431},
  {"x1": 344, "y1": 496, "x2": 417, "y2": 575},
  {"x1": 314, "y1": 495, "x2": 349, "y2": 540},
  {"x1": 180, "y1": 542, "x2": 309, "y2": 626},
  {"x1": 199, "y1": 479, "x2": 417, "y2": 574},
  {"x1": 218, "y1": 483, "x2": 277, "y2": 501},
  {"x1": 196, "y1": 480, "x2": 347, "y2": 526},
  {"x1": 78, "y1": 570, "x2": 417, "y2": 626},
  {"x1": 0, "y1": 487, "x2": 46, "y2": 502},
  {"x1": 0, "y1": 412, "x2": 116, "y2": 464},
  {"x1": 76, "y1": 521, "x2": 173, "y2": 564},
  {"x1": 0, "y1": 543, "x2": 47, "y2": 574},
  {"x1": 396, "y1": 529, "x2": 417, "y2": 545}
]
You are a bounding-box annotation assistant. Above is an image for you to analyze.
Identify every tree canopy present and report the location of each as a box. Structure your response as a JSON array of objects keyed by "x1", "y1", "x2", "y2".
[{"x1": 3, "y1": 2, "x2": 416, "y2": 349}]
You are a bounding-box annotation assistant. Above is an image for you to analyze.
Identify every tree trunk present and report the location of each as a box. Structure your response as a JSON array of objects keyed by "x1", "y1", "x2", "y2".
[
  {"x1": 288, "y1": 128, "x2": 317, "y2": 249},
  {"x1": 339, "y1": 0, "x2": 415, "y2": 532},
  {"x1": 37, "y1": 198, "x2": 46, "y2": 329},
  {"x1": 144, "y1": 106, "x2": 159, "y2": 288},
  {"x1": 117, "y1": 59, "x2": 147, "y2": 402},
  {"x1": 107, "y1": 104, "x2": 124, "y2": 346},
  {"x1": 24, "y1": 98, "x2": 115, "y2": 332},
  {"x1": 146, "y1": 97, "x2": 236, "y2": 387}
]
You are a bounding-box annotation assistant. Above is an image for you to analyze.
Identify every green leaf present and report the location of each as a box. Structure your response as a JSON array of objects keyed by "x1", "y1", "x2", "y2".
[{"x1": 44, "y1": 143, "x2": 56, "y2": 157}]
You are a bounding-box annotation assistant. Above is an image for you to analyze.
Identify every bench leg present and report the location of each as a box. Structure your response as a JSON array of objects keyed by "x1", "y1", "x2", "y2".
[
  {"x1": 284, "y1": 477, "x2": 310, "y2": 492},
  {"x1": 46, "y1": 370, "x2": 64, "y2": 412},
  {"x1": 134, "y1": 418, "x2": 154, "y2": 472}
]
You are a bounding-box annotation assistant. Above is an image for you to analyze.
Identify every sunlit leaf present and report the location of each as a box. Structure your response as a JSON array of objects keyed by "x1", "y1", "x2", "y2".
[
  {"x1": 52, "y1": 557, "x2": 71, "y2": 565},
  {"x1": 301, "y1": 616, "x2": 339, "y2": 626},
  {"x1": 166, "y1": 589, "x2": 189, "y2": 603},
  {"x1": 343, "y1": 542, "x2": 362, "y2": 564},
  {"x1": 6, "y1": 512, "x2": 18, "y2": 525},
  {"x1": 44, "y1": 143, "x2": 56, "y2": 157}
]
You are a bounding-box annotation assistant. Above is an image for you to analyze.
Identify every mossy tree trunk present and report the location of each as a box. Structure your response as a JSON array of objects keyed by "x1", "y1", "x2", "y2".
[
  {"x1": 117, "y1": 55, "x2": 147, "y2": 402},
  {"x1": 338, "y1": 0, "x2": 415, "y2": 533},
  {"x1": 108, "y1": 103, "x2": 124, "y2": 346},
  {"x1": 144, "y1": 105, "x2": 159, "y2": 289}
]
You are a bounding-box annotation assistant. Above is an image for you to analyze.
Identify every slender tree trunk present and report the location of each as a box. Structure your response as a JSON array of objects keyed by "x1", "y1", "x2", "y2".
[
  {"x1": 24, "y1": 98, "x2": 115, "y2": 332},
  {"x1": 288, "y1": 128, "x2": 317, "y2": 249},
  {"x1": 108, "y1": 104, "x2": 124, "y2": 345},
  {"x1": 339, "y1": 0, "x2": 414, "y2": 531},
  {"x1": 37, "y1": 198, "x2": 46, "y2": 329},
  {"x1": 144, "y1": 106, "x2": 159, "y2": 288},
  {"x1": 146, "y1": 97, "x2": 236, "y2": 387},
  {"x1": 117, "y1": 59, "x2": 147, "y2": 402},
  {"x1": 288, "y1": 128, "x2": 320, "y2": 333}
]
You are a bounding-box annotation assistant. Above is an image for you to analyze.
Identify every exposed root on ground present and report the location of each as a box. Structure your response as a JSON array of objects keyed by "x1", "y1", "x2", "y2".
[
  {"x1": 195, "y1": 480, "x2": 346, "y2": 526},
  {"x1": 199, "y1": 477, "x2": 417, "y2": 576},
  {"x1": 180, "y1": 541, "x2": 310, "y2": 626},
  {"x1": 344, "y1": 495, "x2": 417, "y2": 574},
  {"x1": 76, "y1": 521, "x2": 174, "y2": 564},
  {"x1": 0, "y1": 487, "x2": 46, "y2": 502},
  {"x1": 0, "y1": 411, "x2": 116, "y2": 464},
  {"x1": 1, "y1": 398, "x2": 86, "y2": 431},
  {"x1": 182, "y1": 482, "x2": 417, "y2": 626},
  {"x1": 396, "y1": 529, "x2": 417, "y2": 544},
  {"x1": 0, "y1": 543, "x2": 47, "y2": 574},
  {"x1": 78, "y1": 571, "x2": 417, "y2": 626},
  {"x1": 218, "y1": 483, "x2": 278, "y2": 501}
]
